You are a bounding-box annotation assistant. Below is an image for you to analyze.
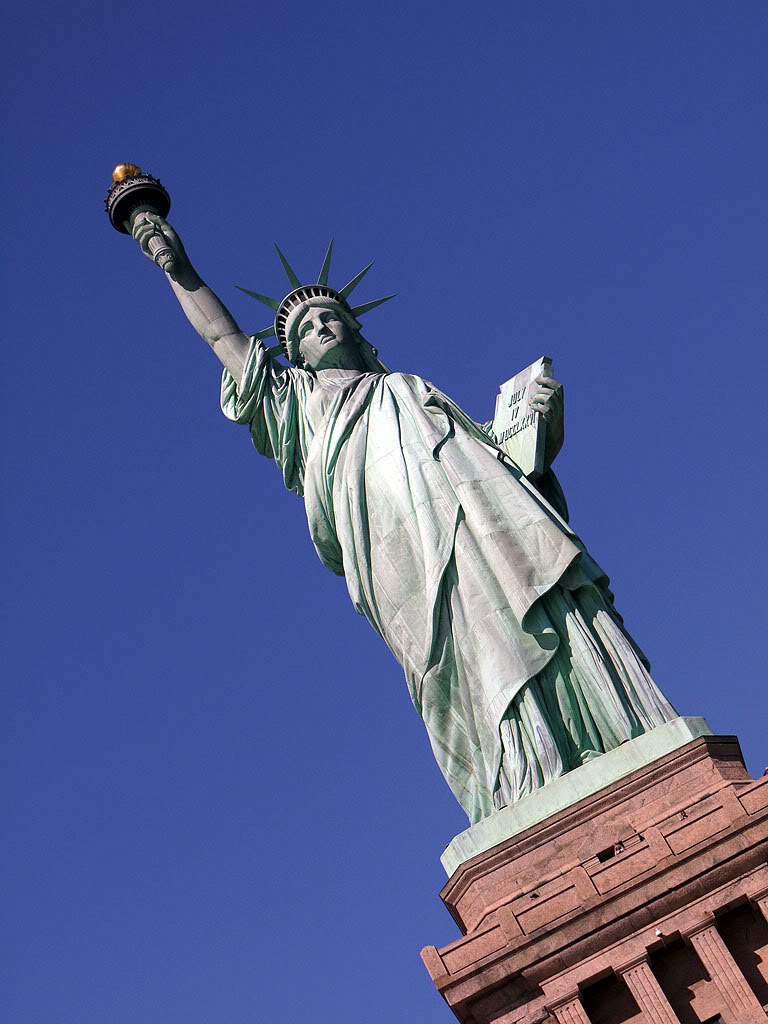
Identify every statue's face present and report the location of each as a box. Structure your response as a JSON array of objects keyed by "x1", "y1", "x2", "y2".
[{"x1": 297, "y1": 306, "x2": 358, "y2": 370}]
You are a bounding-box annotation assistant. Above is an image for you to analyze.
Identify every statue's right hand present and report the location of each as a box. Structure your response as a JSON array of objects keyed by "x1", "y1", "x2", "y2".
[{"x1": 132, "y1": 212, "x2": 189, "y2": 270}]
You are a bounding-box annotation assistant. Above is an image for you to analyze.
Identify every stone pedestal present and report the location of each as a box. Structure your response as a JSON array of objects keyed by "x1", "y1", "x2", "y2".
[{"x1": 421, "y1": 719, "x2": 768, "y2": 1023}]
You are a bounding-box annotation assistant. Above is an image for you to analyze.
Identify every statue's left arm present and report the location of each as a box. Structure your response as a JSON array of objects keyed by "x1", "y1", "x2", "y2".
[
  {"x1": 482, "y1": 373, "x2": 564, "y2": 470},
  {"x1": 530, "y1": 373, "x2": 564, "y2": 472},
  {"x1": 528, "y1": 373, "x2": 568, "y2": 519},
  {"x1": 481, "y1": 373, "x2": 568, "y2": 520}
]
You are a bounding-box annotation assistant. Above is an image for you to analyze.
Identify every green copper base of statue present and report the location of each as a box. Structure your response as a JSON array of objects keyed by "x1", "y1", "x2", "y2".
[
  {"x1": 441, "y1": 716, "x2": 712, "y2": 874},
  {"x1": 115, "y1": 173, "x2": 677, "y2": 824}
]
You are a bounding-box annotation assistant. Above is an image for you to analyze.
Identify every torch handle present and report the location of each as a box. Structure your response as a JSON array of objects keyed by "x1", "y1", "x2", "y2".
[
  {"x1": 128, "y1": 204, "x2": 176, "y2": 275},
  {"x1": 146, "y1": 233, "x2": 176, "y2": 273}
]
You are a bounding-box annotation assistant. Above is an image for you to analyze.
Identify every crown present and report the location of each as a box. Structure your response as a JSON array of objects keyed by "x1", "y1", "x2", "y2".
[{"x1": 236, "y1": 240, "x2": 395, "y2": 363}]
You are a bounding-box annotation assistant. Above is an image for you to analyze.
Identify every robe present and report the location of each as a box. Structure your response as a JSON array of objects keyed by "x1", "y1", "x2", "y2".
[{"x1": 221, "y1": 340, "x2": 676, "y2": 823}]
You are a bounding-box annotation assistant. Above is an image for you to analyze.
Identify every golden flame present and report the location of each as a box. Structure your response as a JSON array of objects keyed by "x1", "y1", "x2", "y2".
[{"x1": 112, "y1": 163, "x2": 142, "y2": 183}]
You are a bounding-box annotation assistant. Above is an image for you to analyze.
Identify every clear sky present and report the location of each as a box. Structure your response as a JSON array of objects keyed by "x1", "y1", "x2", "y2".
[{"x1": 3, "y1": 2, "x2": 767, "y2": 1021}]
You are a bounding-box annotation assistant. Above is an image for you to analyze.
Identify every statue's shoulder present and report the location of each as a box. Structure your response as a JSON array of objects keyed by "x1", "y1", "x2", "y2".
[
  {"x1": 379, "y1": 373, "x2": 466, "y2": 418},
  {"x1": 382, "y1": 370, "x2": 431, "y2": 389}
]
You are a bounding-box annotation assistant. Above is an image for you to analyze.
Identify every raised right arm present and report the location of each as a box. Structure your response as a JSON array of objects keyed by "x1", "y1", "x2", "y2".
[{"x1": 132, "y1": 212, "x2": 250, "y2": 385}]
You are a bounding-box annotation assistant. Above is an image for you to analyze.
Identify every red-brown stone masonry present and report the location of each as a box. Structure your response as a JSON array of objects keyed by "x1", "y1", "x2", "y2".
[
  {"x1": 740, "y1": 776, "x2": 768, "y2": 816},
  {"x1": 580, "y1": 973, "x2": 643, "y2": 1024},
  {"x1": 685, "y1": 916, "x2": 766, "y2": 1019},
  {"x1": 716, "y1": 902, "x2": 768, "y2": 1005},
  {"x1": 617, "y1": 956, "x2": 680, "y2": 1024},
  {"x1": 440, "y1": 736, "x2": 750, "y2": 935},
  {"x1": 548, "y1": 994, "x2": 591, "y2": 1024},
  {"x1": 423, "y1": 735, "x2": 768, "y2": 1024},
  {"x1": 428, "y1": 844, "x2": 768, "y2": 1011},
  {"x1": 465, "y1": 977, "x2": 543, "y2": 1023},
  {"x1": 650, "y1": 939, "x2": 723, "y2": 1024}
]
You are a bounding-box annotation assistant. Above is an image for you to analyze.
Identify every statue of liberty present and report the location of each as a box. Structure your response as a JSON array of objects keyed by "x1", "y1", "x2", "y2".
[{"x1": 127, "y1": 203, "x2": 676, "y2": 825}]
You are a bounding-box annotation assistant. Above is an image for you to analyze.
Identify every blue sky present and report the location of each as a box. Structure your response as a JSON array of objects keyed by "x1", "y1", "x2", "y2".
[{"x1": 3, "y1": 2, "x2": 767, "y2": 1021}]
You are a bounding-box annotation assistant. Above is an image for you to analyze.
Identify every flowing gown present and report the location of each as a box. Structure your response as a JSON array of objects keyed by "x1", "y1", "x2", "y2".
[{"x1": 221, "y1": 340, "x2": 676, "y2": 824}]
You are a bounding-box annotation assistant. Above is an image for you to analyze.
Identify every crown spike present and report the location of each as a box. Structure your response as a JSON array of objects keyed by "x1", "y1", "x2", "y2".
[
  {"x1": 235, "y1": 285, "x2": 281, "y2": 310},
  {"x1": 274, "y1": 244, "x2": 302, "y2": 289},
  {"x1": 338, "y1": 261, "x2": 374, "y2": 299},
  {"x1": 350, "y1": 294, "x2": 397, "y2": 317},
  {"x1": 317, "y1": 238, "x2": 334, "y2": 285},
  {"x1": 253, "y1": 325, "x2": 277, "y2": 340}
]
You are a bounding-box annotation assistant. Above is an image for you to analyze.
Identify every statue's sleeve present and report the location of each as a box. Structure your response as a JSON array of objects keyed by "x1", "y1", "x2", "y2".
[{"x1": 220, "y1": 338, "x2": 314, "y2": 496}]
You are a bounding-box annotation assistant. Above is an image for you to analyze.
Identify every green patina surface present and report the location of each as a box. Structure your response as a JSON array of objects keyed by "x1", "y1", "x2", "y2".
[{"x1": 441, "y1": 716, "x2": 714, "y2": 875}]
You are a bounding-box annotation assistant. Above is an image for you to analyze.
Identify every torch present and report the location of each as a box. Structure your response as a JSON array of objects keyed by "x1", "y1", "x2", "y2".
[{"x1": 105, "y1": 163, "x2": 176, "y2": 273}]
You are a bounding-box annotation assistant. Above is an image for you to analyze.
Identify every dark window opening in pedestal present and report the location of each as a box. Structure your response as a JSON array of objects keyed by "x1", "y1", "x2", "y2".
[
  {"x1": 580, "y1": 973, "x2": 641, "y2": 1024},
  {"x1": 715, "y1": 901, "x2": 768, "y2": 1004},
  {"x1": 650, "y1": 938, "x2": 722, "y2": 1024}
]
